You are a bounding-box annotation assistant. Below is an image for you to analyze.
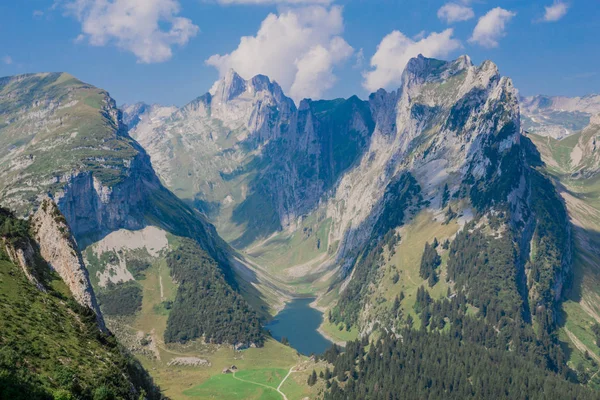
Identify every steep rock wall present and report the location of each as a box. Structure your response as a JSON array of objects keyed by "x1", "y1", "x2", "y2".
[{"x1": 31, "y1": 197, "x2": 106, "y2": 331}]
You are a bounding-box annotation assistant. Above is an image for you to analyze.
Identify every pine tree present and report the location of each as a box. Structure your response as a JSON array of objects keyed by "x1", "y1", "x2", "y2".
[
  {"x1": 393, "y1": 295, "x2": 401, "y2": 312},
  {"x1": 336, "y1": 365, "x2": 346, "y2": 382},
  {"x1": 307, "y1": 369, "x2": 318, "y2": 386},
  {"x1": 419, "y1": 242, "x2": 441, "y2": 280},
  {"x1": 428, "y1": 271, "x2": 438, "y2": 287},
  {"x1": 441, "y1": 183, "x2": 450, "y2": 208}
]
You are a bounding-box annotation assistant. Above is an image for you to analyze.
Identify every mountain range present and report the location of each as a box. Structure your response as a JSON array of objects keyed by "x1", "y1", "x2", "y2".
[
  {"x1": 2, "y1": 55, "x2": 600, "y2": 399},
  {"x1": 520, "y1": 93, "x2": 600, "y2": 139}
]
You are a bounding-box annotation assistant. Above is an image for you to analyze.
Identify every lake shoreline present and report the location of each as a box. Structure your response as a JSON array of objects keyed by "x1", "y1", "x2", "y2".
[
  {"x1": 265, "y1": 297, "x2": 333, "y2": 356},
  {"x1": 316, "y1": 324, "x2": 346, "y2": 347}
]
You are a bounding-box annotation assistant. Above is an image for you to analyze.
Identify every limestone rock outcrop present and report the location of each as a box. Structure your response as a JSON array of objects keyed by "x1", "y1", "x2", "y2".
[{"x1": 31, "y1": 197, "x2": 106, "y2": 331}]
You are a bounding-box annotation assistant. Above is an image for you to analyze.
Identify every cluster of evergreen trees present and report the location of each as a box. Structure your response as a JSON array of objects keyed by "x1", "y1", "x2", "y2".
[
  {"x1": 0, "y1": 207, "x2": 29, "y2": 249},
  {"x1": 307, "y1": 369, "x2": 318, "y2": 386},
  {"x1": 323, "y1": 330, "x2": 595, "y2": 400},
  {"x1": 447, "y1": 224, "x2": 523, "y2": 326},
  {"x1": 97, "y1": 281, "x2": 142, "y2": 316},
  {"x1": 419, "y1": 241, "x2": 441, "y2": 286},
  {"x1": 592, "y1": 324, "x2": 600, "y2": 347},
  {"x1": 164, "y1": 238, "x2": 264, "y2": 346}
]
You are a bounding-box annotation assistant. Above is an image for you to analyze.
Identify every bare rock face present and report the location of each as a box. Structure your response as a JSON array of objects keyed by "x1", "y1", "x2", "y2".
[
  {"x1": 128, "y1": 72, "x2": 374, "y2": 246},
  {"x1": 2, "y1": 237, "x2": 46, "y2": 292},
  {"x1": 325, "y1": 55, "x2": 521, "y2": 264},
  {"x1": 52, "y1": 149, "x2": 159, "y2": 247},
  {"x1": 31, "y1": 197, "x2": 106, "y2": 331}
]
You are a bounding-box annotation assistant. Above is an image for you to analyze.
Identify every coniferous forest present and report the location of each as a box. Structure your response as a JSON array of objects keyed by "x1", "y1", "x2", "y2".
[
  {"x1": 164, "y1": 239, "x2": 264, "y2": 346},
  {"x1": 322, "y1": 330, "x2": 596, "y2": 400}
]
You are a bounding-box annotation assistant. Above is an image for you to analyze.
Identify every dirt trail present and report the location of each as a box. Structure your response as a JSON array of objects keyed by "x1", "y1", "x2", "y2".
[
  {"x1": 231, "y1": 368, "x2": 293, "y2": 400},
  {"x1": 276, "y1": 367, "x2": 296, "y2": 399},
  {"x1": 159, "y1": 275, "x2": 164, "y2": 300}
]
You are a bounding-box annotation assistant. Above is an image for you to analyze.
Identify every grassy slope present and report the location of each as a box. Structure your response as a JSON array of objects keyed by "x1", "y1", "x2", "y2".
[
  {"x1": 0, "y1": 257, "x2": 156, "y2": 398},
  {"x1": 370, "y1": 210, "x2": 460, "y2": 328},
  {"x1": 317, "y1": 209, "x2": 462, "y2": 342},
  {"x1": 184, "y1": 360, "x2": 329, "y2": 400},
  {"x1": 145, "y1": 339, "x2": 301, "y2": 399},
  {"x1": 529, "y1": 133, "x2": 600, "y2": 387}
]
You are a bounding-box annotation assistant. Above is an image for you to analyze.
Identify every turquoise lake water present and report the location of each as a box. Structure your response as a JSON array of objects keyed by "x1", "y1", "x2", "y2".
[{"x1": 265, "y1": 297, "x2": 333, "y2": 356}]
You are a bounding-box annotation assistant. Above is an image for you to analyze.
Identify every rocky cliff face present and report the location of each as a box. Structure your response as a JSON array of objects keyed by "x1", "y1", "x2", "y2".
[
  {"x1": 0, "y1": 205, "x2": 161, "y2": 398},
  {"x1": 121, "y1": 102, "x2": 178, "y2": 131},
  {"x1": 52, "y1": 144, "x2": 158, "y2": 246},
  {"x1": 3, "y1": 236, "x2": 46, "y2": 292},
  {"x1": 0, "y1": 72, "x2": 228, "y2": 265},
  {"x1": 128, "y1": 70, "x2": 297, "y2": 203},
  {"x1": 31, "y1": 197, "x2": 106, "y2": 331},
  {"x1": 0, "y1": 73, "x2": 136, "y2": 215},
  {"x1": 325, "y1": 55, "x2": 522, "y2": 263},
  {"x1": 128, "y1": 71, "x2": 374, "y2": 246}
]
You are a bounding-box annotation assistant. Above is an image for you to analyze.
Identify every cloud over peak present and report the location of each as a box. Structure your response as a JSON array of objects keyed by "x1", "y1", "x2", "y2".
[
  {"x1": 206, "y1": 6, "x2": 353, "y2": 102},
  {"x1": 469, "y1": 7, "x2": 516, "y2": 48},
  {"x1": 362, "y1": 29, "x2": 461, "y2": 92},
  {"x1": 63, "y1": 0, "x2": 198, "y2": 63}
]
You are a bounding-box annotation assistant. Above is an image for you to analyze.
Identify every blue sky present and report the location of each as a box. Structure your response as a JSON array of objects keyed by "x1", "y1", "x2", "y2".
[{"x1": 0, "y1": 0, "x2": 598, "y2": 106}]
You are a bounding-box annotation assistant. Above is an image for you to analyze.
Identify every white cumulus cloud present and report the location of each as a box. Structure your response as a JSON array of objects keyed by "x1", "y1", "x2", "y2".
[
  {"x1": 543, "y1": 1, "x2": 568, "y2": 22},
  {"x1": 362, "y1": 29, "x2": 461, "y2": 92},
  {"x1": 2, "y1": 56, "x2": 13, "y2": 65},
  {"x1": 206, "y1": 6, "x2": 353, "y2": 102},
  {"x1": 437, "y1": 3, "x2": 474, "y2": 23},
  {"x1": 469, "y1": 7, "x2": 516, "y2": 48},
  {"x1": 62, "y1": 0, "x2": 199, "y2": 63}
]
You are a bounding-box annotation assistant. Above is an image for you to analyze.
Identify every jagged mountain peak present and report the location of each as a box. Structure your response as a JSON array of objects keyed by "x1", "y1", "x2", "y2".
[
  {"x1": 455, "y1": 54, "x2": 473, "y2": 69},
  {"x1": 209, "y1": 69, "x2": 290, "y2": 105},
  {"x1": 151, "y1": 69, "x2": 298, "y2": 148},
  {"x1": 130, "y1": 54, "x2": 520, "y2": 252},
  {"x1": 401, "y1": 54, "x2": 478, "y2": 87},
  {"x1": 213, "y1": 68, "x2": 247, "y2": 101}
]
